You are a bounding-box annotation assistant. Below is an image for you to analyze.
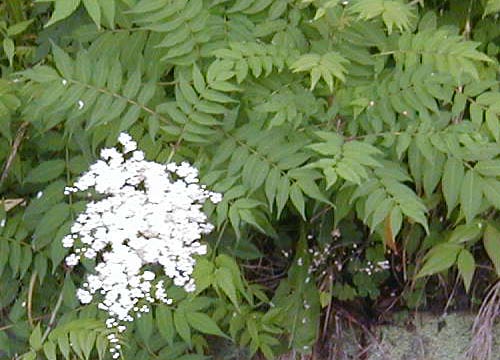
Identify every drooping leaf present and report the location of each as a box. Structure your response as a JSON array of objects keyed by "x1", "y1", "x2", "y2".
[
  {"x1": 457, "y1": 249, "x2": 475, "y2": 292},
  {"x1": 460, "y1": 170, "x2": 483, "y2": 223},
  {"x1": 416, "y1": 243, "x2": 461, "y2": 278},
  {"x1": 483, "y1": 224, "x2": 500, "y2": 277},
  {"x1": 186, "y1": 311, "x2": 227, "y2": 337}
]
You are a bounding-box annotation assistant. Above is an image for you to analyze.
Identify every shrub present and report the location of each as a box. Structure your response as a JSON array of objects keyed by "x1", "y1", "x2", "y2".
[{"x1": 0, "y1": 0, "x2": 499, "y2": 359}]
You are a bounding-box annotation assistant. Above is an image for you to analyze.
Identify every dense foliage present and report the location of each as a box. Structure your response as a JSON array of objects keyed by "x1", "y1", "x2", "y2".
[{"x1": 1, "y1": 0, "x2": 500, "y2": 359}]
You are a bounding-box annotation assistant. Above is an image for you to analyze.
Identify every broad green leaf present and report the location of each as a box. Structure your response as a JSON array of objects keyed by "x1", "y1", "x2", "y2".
[
  {"x1": 296, "y1": 176, "x2": 329, "y2": 204},
  {"x1": 482, "y1": 177, "x2": 500, "y2": 209},
  {"x1": 483, "y1": 224, "x2": 500, "y2": 276},
  {"x1": 136, "y1": 311, "x2": 153, "y2": 344},
  {"x1": 460, "y1": 170, "x2": 483, "y2": 223},
  {"x1": 416, "y1": 243, "x2": 461, "y2": 278},
  {"x1": 215, "y1": 267, "x2": 239, "y2": 308},
  {"x1": 290, "y1": 183, "x2": 305, "y2": 219},
  {"x1": 21, "y1": 351, "x2": 36, "y2": 360},
  {"x1": 29, "y1": 324, "x2": 43, "y2": 351},
  {"x1": 350, "y1": 0, "x2": 415, "y2": 34},
  {"x1": 57, "y1": 333, "x2": 70, "y2": 359},
  {"x1": 9, "y1": 242, "x2": 21, "y2": 275},
  {"x1": 457, "y1": 249, "x2": 475, "y2": 292},
  {"x1": 186, "y1": 311, "x2": 226, "y2": 337},
  {"x1": 157, "y1": 306, "x2": 175, "y2": 345},
  {"x1": 192, "y1": 64, "x2": 206, "y2": 93},
  {"x1": 442, "y1": 157, "x2": 464, "y2": 216},
  {"x1": 79, "y1": 329, "x2": 96, "y2": 360},
  {"x1": 3, "y1": 38, "x2": 15, "y2": 66},
  {"x1": 174, "y1": 309, "x2": 191, "y2": 345},
  {"x1": 192, "y1": 258, "x2": 214, "y2": 294},
  {"x1": 82, "y1": 0, "x2": 101, "y2": 28},
  {"x1": 7, "y1": 19, "x2": 34, "y2": 36},
  {"x1": 25, "y1": 160, "x2": 65, "y2": 183},
  {"x1": 265, "y1": 167, "x2": 280, "y2": 210},
  {"x1": 486, "y1": 110, "x2": 499, "y2": 142},
  {"x1": 469, "y1": 103, "x2": 483, "y2": 126},
  {"x1": 475, "y1": 160, "x2": 500, "y2": 177},
  {"x1": 276, "y1": 175, "x2": 290, "y2": 217},
  {"x1": 62, "y1": 273, "x2": 78, "y2": 308},
  {"x1": 43, "y1": 341, "x2": 57, "y2": 360},
  {"x1": 33, "y1": 203, "x2": 70, "y2": 246},
  {"x1": 45, "y1": 0, "x2": 81, "y2": 27},
  {"x1": 100, "y1": 0, "x2": 115, "y2": 27},
  {"x1": 448, "y1": 222, "x2": 483, "y2": 244}
]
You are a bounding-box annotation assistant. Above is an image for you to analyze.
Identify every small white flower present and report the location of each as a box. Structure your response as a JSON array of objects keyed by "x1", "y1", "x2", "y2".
[
  {"x1": 62, "y1": 235, "x2": 74, "y2": 248},
  {"x1": 77, "y1": 289, "x2": 93, "y2": 304},
  {"x1": 142, "y1": 271, "x2": 155, "y2": 281},
  {"x1": 77, "y1": 100, "x2": 85, "y2": 109},
  {"x1": 65, "y1": 253, "x2": 80, "y2": 266}
]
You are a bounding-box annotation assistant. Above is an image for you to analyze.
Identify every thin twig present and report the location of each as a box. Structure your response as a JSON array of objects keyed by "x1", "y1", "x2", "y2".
[
  {"x1": 27, "y1": 271, "x2": 37, "y2": 328},
  {"x1": 0, "y1": 121, "x2": 29, "y2": 188},
  {"x1": 41, "y1": 289, "x2": 65, "y2": 343}
]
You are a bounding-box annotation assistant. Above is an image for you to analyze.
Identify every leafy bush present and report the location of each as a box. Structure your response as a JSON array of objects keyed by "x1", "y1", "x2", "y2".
[{"x1": 1, "y1": 0, "x2": 500, "y2": 359}]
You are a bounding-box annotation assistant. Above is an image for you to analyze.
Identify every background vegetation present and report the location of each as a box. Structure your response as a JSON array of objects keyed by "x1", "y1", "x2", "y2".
[{"x1": 1, "y1": 0, "x2": 500, "y2": 359}]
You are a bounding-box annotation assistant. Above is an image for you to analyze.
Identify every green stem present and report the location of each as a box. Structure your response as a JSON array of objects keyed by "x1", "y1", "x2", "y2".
[{"x1": 41, "y1": 288, "x2": 64, "y2": 343}]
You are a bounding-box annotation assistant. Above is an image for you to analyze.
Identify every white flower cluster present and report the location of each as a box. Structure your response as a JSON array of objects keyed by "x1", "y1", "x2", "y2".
[{"x1": 62, "y1": 133, "x2": 221, "y2": 358}]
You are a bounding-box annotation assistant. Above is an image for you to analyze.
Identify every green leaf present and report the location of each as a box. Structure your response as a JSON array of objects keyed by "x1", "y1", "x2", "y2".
[
  {"x1": 21, "y1": 351, "x2": 36, "y2": 360},
  {"x1": 448, "y1": 222, "x2": 483, "y2": 244},
  {"x1": 460, "y1": 170, "x2": 483, "y2": 223},
  {"x1": 192, "y1": 64, "x2": 206, "y2": 93},
  {"x1": 350, "y1": 0, "x2": 415, "y2": 34},
  {"x1": 457, "y1": 249, "x2": 475, "y2": 292},
  {"x1": 265, "y1": 167, "x2": 280, "y2": 210},
  {"x1": 482, "y1": 177, "x2": 500, "y2": 209},
  {"x1": 192, "y1": 258, "x2": 214, "y2": 294},
  {"x1": 3, "y1": 38, "x2": 15, "y2": 66},
  {"x1": 296, "y1": 177, "x2": 330, "y2": 204},
  {"x1": 442, "y1": 157, "x2": 464, "y2": 216},
  {"x1": 57, "y1": 333, "x2": 70, "y2": 359},
  {"x1": 483, "y1": 224, "x2": 500, "y2": 276},
  {"x1": 45, "y1": 0, "x2": 82, "y2": 27},
  {"x1": 290, "y1": 183, "x2": 305, "y2": 219},
  {"x1": 82, "y1": 0, "x2": 101, "y2": 28},
  {"x1": 416, "y1": 243, "x2": 461, "y2": 278},
  {"x1": 475, "y1": 160, "x2": 500, "y2": 177},
  {"x1": 100, "y1": 0, "x2": 115, "y2": 27},
  {"x1": 174, "y1": 309, "x2": 192, "y2": 345},
  {"x1": 276, "y1": 175, "x2": 290, "y2": 217},
  {"x1": 25, "y1": 160, "x2": 66, "y2": 183},
  {"x1": 29, "y1": 324, "x2": 43, "y2": 351},
  {"x1": 485, "y1": 110, "x2": 499, "y2": 142},
  {"x1": 7, "y1": 19, "x2": 34, "y2": 36},
  {"x1": 157, "y1": 306, "x2": 175, "y2": 345},
  {"x1": 43, "y1": 340, "x2": 57, "y2": 360},
  {"x1": 33, "y1": 203, "x2": 70, "y2": 247},
  {"x1": 62, "y1": 273, "x2": 78, "y2": 308},
  {"x1": 186, "y1": 311, "x2": 227, "y2": 337},
  {"x1": 136, "y1": 311, "x2": 153, "y2": 344},
  {"x1": 215, "y1": 267, "x2": 239, "y2": 308}
]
